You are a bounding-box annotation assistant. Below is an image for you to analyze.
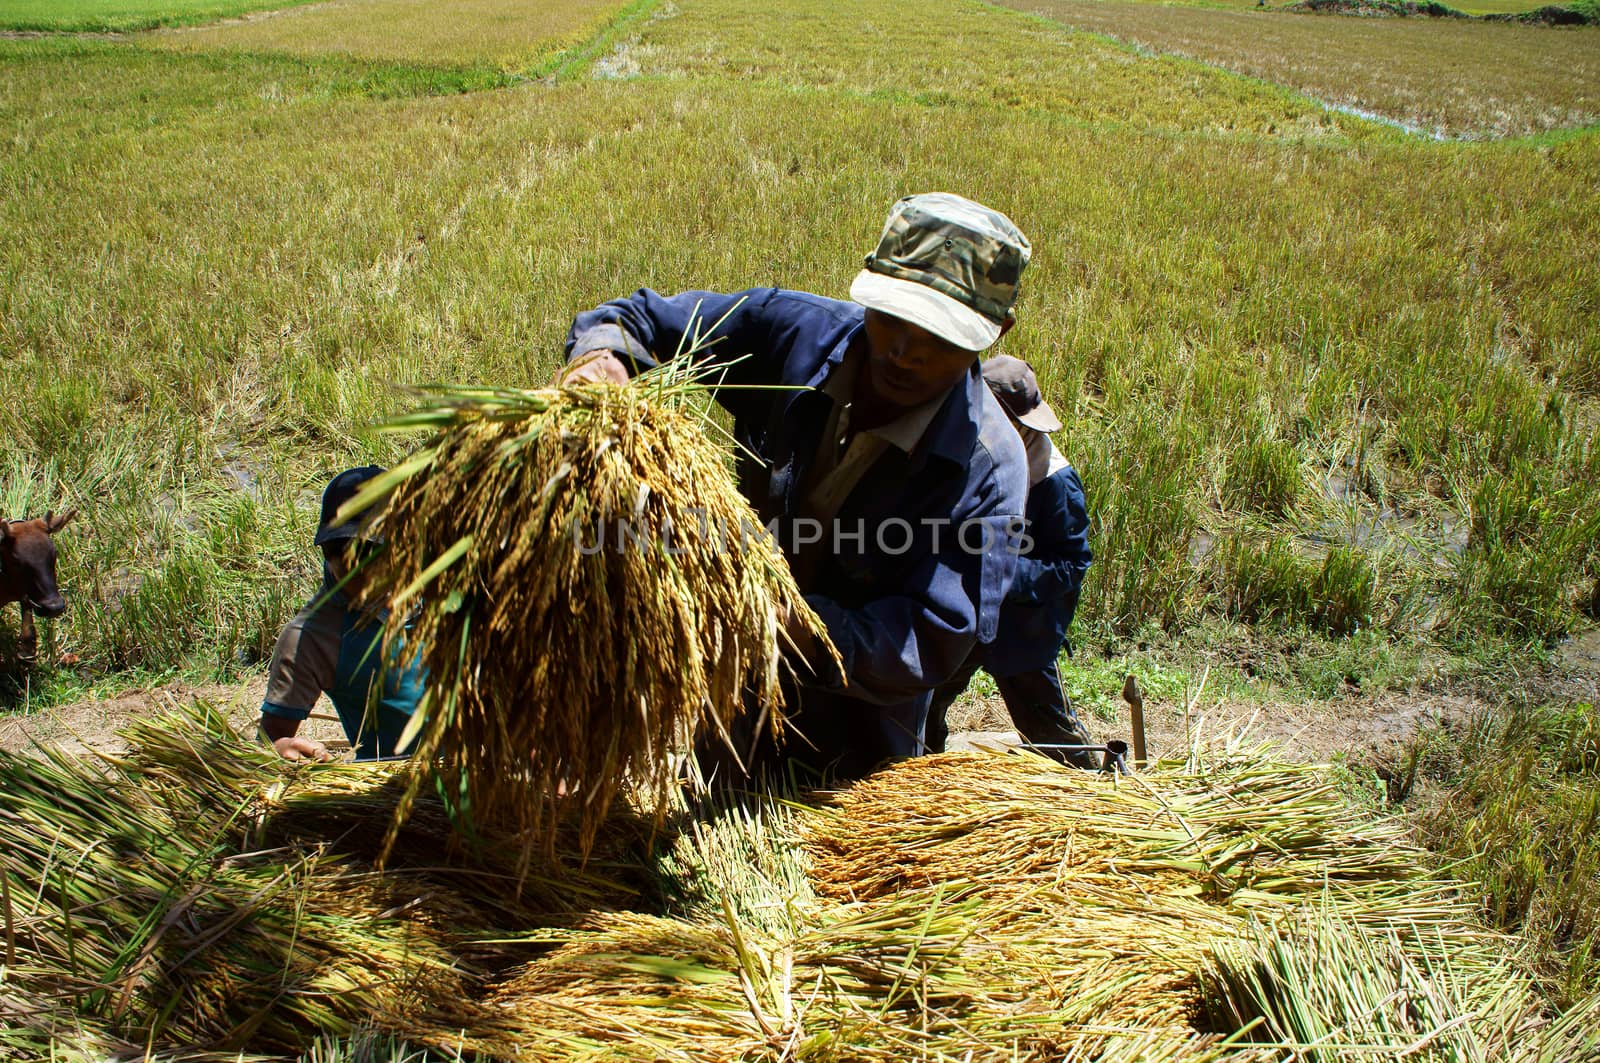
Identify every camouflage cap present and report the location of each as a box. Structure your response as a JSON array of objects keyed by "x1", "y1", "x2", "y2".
[{"x1": 849, "y1": 193, "x2": 1031, "y2": 352}]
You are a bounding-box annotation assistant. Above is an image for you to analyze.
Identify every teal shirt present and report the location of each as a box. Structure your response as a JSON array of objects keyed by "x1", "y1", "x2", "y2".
[{"x1": 261, "y1": 589, "x2": 424, "y2": 760}]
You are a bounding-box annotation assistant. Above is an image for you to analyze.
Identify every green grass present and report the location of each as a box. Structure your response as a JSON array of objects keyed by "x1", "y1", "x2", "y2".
[
  {"x1": 0, "y1": 0, "x2": 320, "y2": 32},
  {"x1": 1403, "y1": 700, "x2": 1600, "y2": 1004}
]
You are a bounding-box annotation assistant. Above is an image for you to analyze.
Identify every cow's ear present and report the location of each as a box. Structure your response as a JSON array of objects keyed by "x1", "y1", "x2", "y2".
[
  {"x1": 46, "y1": 508, "x2": 76, "y2": 534},
  {"x1": 0, "y1": 521, "x2": 9, "y2": 543}
]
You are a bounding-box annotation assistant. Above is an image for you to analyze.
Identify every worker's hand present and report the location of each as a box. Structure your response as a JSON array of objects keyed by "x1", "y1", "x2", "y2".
[
  {"x1": 777, "y1": 602, "x2": 821, "y2": 664},
  {"x1": 272, "y1": 735, "x2": 332, "y2": 763},
  {"x1": 556, "y1": 349, "x2": 631, "y2": 386}
]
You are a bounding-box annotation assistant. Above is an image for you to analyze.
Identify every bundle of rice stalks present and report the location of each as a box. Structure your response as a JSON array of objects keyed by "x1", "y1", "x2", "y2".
[
  {"x1": 804, "y1": 749, "x2": 1433, "y2": 922},
  {"x1": 1200, "y1": 911, "x2": 1600, "y2": 1061},
  {"x1": 460, "y1": 794, "x2": 1239, "y2": 1062},
  {"x1": 466, "y1": 891, "x2": 1230, "y2": 1062},
  {"x1": 347, "y1": 357, "x2": 835, "y2": 867},
  {"x1": 0, "y1": 740, "x2": 462, "y2": 1055},
  {"x1": 791, "y1": 747, "x2": 1600, "y2": 1060},
  {"x1": 119, "y1": 701, "x2": 651, "y2": 924}
]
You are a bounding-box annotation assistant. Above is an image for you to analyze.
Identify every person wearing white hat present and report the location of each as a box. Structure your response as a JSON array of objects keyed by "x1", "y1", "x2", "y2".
[
  {"x1": 559, "y1": 193, "x2": 1034, "y2": 779},
  {"x1": 925, "y1": 356, "x2": 1098, "y2": 769}
]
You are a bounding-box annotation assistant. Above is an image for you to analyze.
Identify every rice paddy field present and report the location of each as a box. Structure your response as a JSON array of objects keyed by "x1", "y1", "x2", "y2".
[
  {"x1": 2, "y1": 0, "x2": 1600, "y2": 1055},
  {"x1": 0, "y1": 0, "x2": 316, "y2": 32},
  {"x1": 1002, "y1": 0, "x2": 1600, "y2": 136}
]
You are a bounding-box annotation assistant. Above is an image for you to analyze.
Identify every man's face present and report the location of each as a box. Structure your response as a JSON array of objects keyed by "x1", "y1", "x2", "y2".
[{"x1": 860, "y1": 309, "x2": 979, "y2": 410}]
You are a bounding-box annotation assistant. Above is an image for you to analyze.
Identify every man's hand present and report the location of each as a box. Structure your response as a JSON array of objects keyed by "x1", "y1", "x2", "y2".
[
  {"x1": 272, "y1": 735, "x2": 332, "y2": 763},
  {"x1": 777, "y1": 602, "x2": 821, "y2": 666},
  {"x1": 260, "y1": 714, "x2": 331, "y2": 763},
  {"x1": 556, "y1": 349, "x2": 631, "y2": 386}
]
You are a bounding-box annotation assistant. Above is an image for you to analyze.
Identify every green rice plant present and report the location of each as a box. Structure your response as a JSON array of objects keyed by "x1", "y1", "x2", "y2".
[
  {"x1": 1078, "y1": 404, "x2": 1202, "y2": 633},
  {"x1": 70, "y1": 490, "x2": 306, "y2": 677},
  {"x1": 1212, "y1": 534, "x2": 1309, "y2": 625},
  {"x1": 1211, "y1": 535, "x2": 1376, "y2": 634},
  {"x1": 1447, "y1": 466, "x2": 1600, "y2": 640},
  {"x1": 1308, "y1": 544, "x2": 1377, "y2": 635},
  {"x1": 1223, "y1": 435, "x2": 1303, "y2": 519},
  {"x1": 347, "y1": 362, "x2": 836, "y2": 871},
  {"x1": 1410, "y1": 701, "x2": 1600, "y2": 1005}
]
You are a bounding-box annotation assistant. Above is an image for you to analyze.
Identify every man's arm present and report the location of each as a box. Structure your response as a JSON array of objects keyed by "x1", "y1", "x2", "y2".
[
  {"x1": 804, "y1": 512, "x2": 1024, "y2": 704},
  {"x1": 1008, "y1": 465, "x2": 1091, "y2": 606},
  {"x1": 259, "y1": 611, "x2": 338, "y2": 763},
  {"x1": 559, "y1": 288, "x2": 782, "y2": 385}
]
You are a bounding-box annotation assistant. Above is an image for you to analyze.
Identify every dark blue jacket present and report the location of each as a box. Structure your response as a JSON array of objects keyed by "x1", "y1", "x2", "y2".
[
  {"x1": 981, "y1": 462, "x2": 1092, "y2": 676},
  {"x1": 567, "y1": 288, "x2": 1028, "y2": 765}
]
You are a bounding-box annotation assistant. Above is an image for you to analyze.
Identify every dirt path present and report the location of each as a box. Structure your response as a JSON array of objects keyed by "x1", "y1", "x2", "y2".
[
  {"x1": 945, "y1": 686, "x2": 1489, "y2": 765},
  {"x1": 0, "y1": 676, "x2": 346, "y2": 757},
  {"x1": 5, "y1": 629, "x2": 1596, "y2": 763},
  {"x1": 0, "y1": 673, "x2": 1485, "y2": 765}
]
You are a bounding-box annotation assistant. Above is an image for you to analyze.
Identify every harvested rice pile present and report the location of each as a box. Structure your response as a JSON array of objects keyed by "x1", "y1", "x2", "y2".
[
  {"x1": 473, "y1": 750, "x2": 1600, "y2": 1061},
  {"x1": 348, "y1": 367, "x2": 835, "y2": 864},
  {"x1": 0, "y1": 703, "x2": 640, "y2": 1059},
  {"x1": 5, "y1": 707, "x2": 1598, "y2": 1061}
]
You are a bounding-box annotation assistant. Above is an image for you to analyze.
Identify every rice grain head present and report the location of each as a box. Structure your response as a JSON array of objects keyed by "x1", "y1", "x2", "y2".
[{"x1": 349, "y1": 363, "x2": 836, "y2": 871}]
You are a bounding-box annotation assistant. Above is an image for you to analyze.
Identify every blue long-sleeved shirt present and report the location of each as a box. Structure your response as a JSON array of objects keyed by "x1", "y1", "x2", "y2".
[
  {"x1": 567, "y1": 288, "x2": 1028, "y2": 761},
  {"x1": 982, "y1": 461, "x2": 1092, "y2": 676}
]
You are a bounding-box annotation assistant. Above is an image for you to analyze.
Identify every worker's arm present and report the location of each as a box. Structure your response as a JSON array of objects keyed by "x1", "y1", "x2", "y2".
[
  {"x1": 258, "y1": 609, "x2": 338, "y2": 763},
  {"x1": 802, "y1": 518, "x2": 1024, "y2": 704},
  {"x1": 558, "y1": 287, "x2": 818, "y2": 389},
  {"x1": 1008, "y1": 464, "x2": 1091, "y2": 608}
]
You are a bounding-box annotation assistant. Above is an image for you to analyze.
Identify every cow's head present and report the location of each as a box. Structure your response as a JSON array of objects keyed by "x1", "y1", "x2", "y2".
[{"x1": 1, "y1": 509, "x2": 76, "y2": 618}]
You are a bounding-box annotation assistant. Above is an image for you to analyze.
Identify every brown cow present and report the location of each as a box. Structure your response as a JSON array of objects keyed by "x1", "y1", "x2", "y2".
[{"x1": 1, "y1": 510, "x2": 76, "y2": 661}]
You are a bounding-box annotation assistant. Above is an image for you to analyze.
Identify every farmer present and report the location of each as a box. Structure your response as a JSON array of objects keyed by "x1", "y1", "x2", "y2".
[
  {"x1": 258, "y1": 466, "x2": 424, "y2": 762},
  {"x1": 559, "y1": 192, "x2": 1031, "y2": 780},
  {"x1": 923, "y1": 355, "x2": 1099, "y2": 770}
]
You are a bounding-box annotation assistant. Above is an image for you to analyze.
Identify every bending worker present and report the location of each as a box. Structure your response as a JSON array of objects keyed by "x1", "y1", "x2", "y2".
[
  {"x1": 559, "y1": 193, "x2": 1031, "y2": 780},
  {"x1": 258, "y1": 466, "x2": 424, "y2": 762},
  {"x1": 924, "y1": 356, "x2": 1098, "y2": 769}
]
